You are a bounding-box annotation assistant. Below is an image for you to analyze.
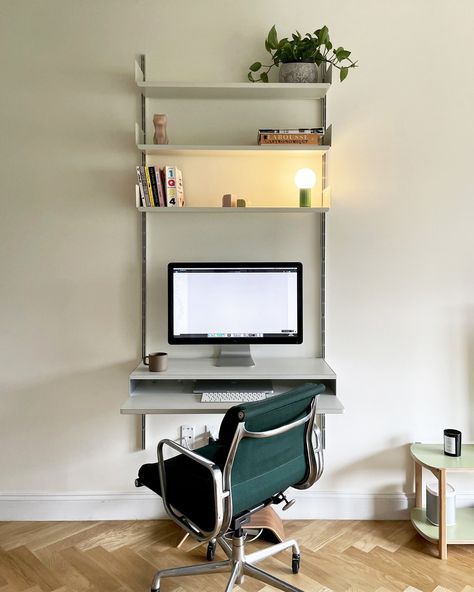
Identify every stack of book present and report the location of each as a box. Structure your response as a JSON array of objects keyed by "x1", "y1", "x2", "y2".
[
  {"x1": 257, "y1": 128, "x2": 325, "y2": 145},
  {"x1": 136, "y1": 165, "x2": 185, "y2": 207}
]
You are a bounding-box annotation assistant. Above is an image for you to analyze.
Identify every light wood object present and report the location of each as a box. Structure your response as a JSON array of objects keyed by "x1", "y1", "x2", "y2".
[
  {"x1": 175, "y1": 506, "x2": 285, "y2": 549},
  {"x1": 410, "y1": 442, "x2": 474, "y2": 559},
  {"x1": 244, "y1": 506, "x2": 285, "y2": 543}
]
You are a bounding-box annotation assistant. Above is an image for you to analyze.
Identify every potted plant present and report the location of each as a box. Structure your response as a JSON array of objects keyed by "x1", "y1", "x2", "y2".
[{"x1": 248, "y1": 25, "x2": 357, "y2": 83}]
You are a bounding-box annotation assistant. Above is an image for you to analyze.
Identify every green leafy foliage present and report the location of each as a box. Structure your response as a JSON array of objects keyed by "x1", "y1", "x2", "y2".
[{"x1": 248, "y1": 25, "x2": 358, "y2": 83}]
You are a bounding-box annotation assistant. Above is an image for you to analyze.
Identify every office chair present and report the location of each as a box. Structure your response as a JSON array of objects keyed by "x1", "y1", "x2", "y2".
[{"x1": 136, "y1": 382, "x2": 325, "y2": 592}]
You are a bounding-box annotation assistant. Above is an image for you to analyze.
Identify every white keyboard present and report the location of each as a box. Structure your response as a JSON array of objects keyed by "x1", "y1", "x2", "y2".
[{"x1": 201, "y1": 391, "x2": 270, "y2": 403}]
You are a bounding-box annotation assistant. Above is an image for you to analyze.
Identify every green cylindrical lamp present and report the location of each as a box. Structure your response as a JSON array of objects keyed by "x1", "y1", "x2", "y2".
[{"x1": 294, "y1": 168, "x2": 317, "y2": 208}]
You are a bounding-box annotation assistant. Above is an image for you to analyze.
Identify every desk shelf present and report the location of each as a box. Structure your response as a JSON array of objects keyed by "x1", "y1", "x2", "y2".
[
  {"x1": 121, "y1": 381, "x2": 343, "y2": 415},
  {"x1": 122, "y1": 358, "x2": 341, "y2": 447}
]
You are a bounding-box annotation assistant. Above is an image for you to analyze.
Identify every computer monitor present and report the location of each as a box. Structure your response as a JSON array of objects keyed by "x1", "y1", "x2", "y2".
[{"x1": 168, "y1": 262, "x2": 303, "y2": 366}]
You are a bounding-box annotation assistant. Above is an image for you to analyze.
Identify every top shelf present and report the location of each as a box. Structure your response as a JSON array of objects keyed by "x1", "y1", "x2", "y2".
[{"x1": 135, "y1": 81, "x2": 331, "y2": 101}]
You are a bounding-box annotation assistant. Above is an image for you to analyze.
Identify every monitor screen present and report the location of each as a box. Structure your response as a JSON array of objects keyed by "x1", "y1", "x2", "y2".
[{"x1": 168, "y1": 262, "x2": 303, "y2": 345}]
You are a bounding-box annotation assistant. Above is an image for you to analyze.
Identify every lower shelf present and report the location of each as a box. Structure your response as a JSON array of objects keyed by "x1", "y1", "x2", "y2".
[
  {"x1": 121, "y1": 380, "x2": 343, "y2": 415},
  {"x1": 411, "y1": 507, "x2": 474, "y2": 544}
]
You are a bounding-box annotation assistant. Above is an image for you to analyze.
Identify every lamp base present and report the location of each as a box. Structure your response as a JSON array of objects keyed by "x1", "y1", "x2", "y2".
[{"x1": 299, "y1": 188, "x2": 311, "y2": 207}]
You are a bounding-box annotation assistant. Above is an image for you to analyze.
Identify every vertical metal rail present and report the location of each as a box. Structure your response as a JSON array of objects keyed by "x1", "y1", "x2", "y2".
[
  {"x1": 320, "y1": 212, "x2": 326, "y2": 361},
  {"x1": 320, "y1": 83, "x2": 328, "y2": 448},
  {"x1": 140, "y1": 54, "x2": 147, "y2": 450},
  {"x1": 320, "y1": 90, "x2": 327, "y2": 361}
]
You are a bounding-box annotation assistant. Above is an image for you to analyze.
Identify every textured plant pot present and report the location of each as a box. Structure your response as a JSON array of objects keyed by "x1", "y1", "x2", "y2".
[{"x1": 279, "y1": 63, "x2": 318, "y2": 83}]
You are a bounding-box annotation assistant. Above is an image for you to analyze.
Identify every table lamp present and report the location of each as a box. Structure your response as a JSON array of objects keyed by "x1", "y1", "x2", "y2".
[{"x1": 294, "y1": 168, "x2": 317, "y2": 208}]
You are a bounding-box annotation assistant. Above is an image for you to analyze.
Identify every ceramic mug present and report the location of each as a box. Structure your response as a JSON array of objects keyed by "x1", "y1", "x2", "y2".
[{"x1": 144, "y1": 352, "x2": 168, "y2": 372}]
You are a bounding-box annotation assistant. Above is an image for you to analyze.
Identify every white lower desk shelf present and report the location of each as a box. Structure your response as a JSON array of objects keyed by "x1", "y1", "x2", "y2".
[{"x1": 121, "y1": 357, "x2": 342, "y2": 449}]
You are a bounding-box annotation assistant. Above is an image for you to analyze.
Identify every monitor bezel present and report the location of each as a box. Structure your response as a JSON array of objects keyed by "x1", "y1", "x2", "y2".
[{"x1": 168, "y1": 262, "x2": 303, "y2": 345}]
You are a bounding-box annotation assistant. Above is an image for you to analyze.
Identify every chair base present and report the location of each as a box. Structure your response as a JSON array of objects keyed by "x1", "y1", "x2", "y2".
[{"x1": 151, "y1": 530, "x2": 303, "y2": 592}]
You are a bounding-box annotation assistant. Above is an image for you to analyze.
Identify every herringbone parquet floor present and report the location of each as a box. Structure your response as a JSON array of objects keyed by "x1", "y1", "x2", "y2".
[{"x1": 0, "y1": 520, "x2": 473, "y2": 592}]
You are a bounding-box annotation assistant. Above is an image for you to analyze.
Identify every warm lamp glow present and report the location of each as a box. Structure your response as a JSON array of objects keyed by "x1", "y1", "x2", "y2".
[
  {"x1": 294, "y1": 168, "x2": 317, "y2": 189},
  {"x1": 294, "y1": 168, "x2": 317, "y2": 207}
]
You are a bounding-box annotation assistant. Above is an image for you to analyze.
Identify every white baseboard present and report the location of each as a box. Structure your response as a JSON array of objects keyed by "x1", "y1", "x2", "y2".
[
  {"x1": 2, "y1": 491, "x2": 473, "y2": 521},
  {"x1": 0, "y1": 492, "x2": 166, "y2": 521}
]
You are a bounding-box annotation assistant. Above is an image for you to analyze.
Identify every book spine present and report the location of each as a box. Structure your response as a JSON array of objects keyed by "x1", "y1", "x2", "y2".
[
  {"x1": 176, "y1": 168, "x2": 185, "y2": 207},
  {"x1": 258, "y1": 133, "x2": 323, "y2": 145},
  {"x1": 144, "y1": 167, "x2": 155, "y2": 206},
  {"x1": 159, "y1": 168, "x2": 167, "y2": 206},
  {"x1": 138, "y1": 166, "x2": 151, "y2": 207},
  {"x1": 165, "y1": 165, "x2": 178, "y2": 207},
  {"x1": 155, "y1": 167, "x2": 166, "y2": 207},
  {"x1": 135, "y1": 166, "x2": 146, "y2": 207},
  {"x1": 148, "y1": 166, "x2": 160, "y2": 207}
]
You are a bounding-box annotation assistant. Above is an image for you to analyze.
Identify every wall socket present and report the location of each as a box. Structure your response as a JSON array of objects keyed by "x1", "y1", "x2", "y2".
[{"x1": 180, "y1": 425, "x2": 195, "y2": 448}]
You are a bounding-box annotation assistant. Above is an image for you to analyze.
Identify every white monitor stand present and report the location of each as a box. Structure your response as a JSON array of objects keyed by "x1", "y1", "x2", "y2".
[{"x1": 215, "y1": 345, "x2": 255, "y2": 367}]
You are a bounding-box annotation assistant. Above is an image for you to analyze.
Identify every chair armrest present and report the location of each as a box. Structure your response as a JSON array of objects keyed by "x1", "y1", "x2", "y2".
[{"x1": 157, "y1": 439, "x2": 229, "y2": 541}]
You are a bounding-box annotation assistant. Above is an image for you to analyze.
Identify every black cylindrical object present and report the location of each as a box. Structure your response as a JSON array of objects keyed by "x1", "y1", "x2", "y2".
[{"x1": 444, "y1": 429, "x2": 462, "y2": 457}]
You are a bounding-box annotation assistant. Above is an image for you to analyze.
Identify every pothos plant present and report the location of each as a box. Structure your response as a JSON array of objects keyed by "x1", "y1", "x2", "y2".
[{"x1": 248, "y1": 25, "x2": 357, "y2": 82}]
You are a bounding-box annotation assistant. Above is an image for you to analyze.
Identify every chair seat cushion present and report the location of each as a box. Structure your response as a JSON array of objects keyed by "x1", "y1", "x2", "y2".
[
  {"x1": 138, "y1": 442, "x2": 305, "y2": 532},
  {"x1": 138, "y1": 443, "x2": 225, "y2": 533}
]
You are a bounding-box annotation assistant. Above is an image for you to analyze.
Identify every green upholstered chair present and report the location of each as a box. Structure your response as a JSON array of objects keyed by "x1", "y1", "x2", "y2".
[{"x1": 136, "y1": 382, "x2": 325, "y2": 592}]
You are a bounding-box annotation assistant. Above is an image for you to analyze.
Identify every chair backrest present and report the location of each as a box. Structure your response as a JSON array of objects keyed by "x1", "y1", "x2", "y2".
[{"x1": 217, "y1": 382, "x2": 325, "y2": 517}]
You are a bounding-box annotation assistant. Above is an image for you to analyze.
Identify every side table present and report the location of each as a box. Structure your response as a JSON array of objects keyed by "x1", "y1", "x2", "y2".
[{"x1": 410, "y1": 442, "x2": 474, "y2": 559}]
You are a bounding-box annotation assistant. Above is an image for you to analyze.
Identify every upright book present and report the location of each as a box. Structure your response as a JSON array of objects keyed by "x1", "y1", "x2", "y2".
[
  {"x1": 144, "y1": 166, "x2": 155, "y2": 206},
  {"x1": 148, "y1": 166, "x2": 163, "y2": 207},
  {"x1": 136, "y1": 166, "x2": 151, "y2": 207},
  {"x1": 164, "y1": 166, "x2": 185, "y2": 207}
]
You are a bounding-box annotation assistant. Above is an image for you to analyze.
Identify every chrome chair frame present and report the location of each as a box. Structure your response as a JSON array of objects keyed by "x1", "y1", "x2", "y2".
[{"x1": 152, "y1": 396, "x2": 323, "y2": 592}]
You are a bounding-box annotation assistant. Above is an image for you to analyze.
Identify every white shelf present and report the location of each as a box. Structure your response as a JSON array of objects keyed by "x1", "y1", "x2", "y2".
[
  {"x1": 130, "y1": 357, "x2": 336, "y2": 381},
  {"x1": 122, "y1": 357, "x2": 339, "y2": 415},
  {"x1": 121, "y1": 385, "x2": 343, "y2": 415},
  {"x1": 137, "y1": 144, "x2": 331, "y2": 155},
  {"x1": 137, "y1": 207, "x2": 329, "y2": 214},
  {"x1": 136, "y1": 81, "x2": 331, "y2": 100}
]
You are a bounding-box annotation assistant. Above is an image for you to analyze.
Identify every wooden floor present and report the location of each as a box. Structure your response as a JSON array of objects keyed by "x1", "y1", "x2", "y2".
[{"x1": 0, "y1": 520, "x2": 473, "y2": 592}]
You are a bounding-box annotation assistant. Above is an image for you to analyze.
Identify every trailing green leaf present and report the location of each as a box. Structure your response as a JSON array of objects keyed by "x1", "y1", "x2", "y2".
[
  {"x1": 249, "y1": 62, "x2": 262, "y2": 72},
  {"x1": 340, "y1": 67, "x2": 349, "y2": 81}
]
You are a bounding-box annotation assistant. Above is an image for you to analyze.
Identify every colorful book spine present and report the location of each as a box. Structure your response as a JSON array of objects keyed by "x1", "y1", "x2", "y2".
[
  {"x1": 144, "y1": 166, "x2": 155, "y2": 206},
  {"x1": 154, "y1": 167, "x2": 166, "y2": 207},
  {"x1": 137, "y1": 166, "x2": 151, "y2": 207},
  {"x1": 165, "y1": 165, "x2": 178, "y2": 207},
  {"x1": 135, "y1": 166, "x2": 146, "y2": 207}
]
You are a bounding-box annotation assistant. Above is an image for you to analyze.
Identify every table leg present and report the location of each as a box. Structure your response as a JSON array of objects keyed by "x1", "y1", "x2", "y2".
[
  {"x1": 438, "y1": 469, "x2": 447, "y2": 559},
  {"x1": 414, "y1": 461, "x2": 422, "y2": 508}
]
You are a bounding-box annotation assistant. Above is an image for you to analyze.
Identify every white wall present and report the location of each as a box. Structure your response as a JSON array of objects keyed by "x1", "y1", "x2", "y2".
[{"x1": 1, "y1": 0, "x2": 474, "y2": 519}]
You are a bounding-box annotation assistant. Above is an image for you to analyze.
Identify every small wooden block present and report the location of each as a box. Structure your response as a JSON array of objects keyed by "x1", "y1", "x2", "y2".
[{"x1": 244, "y1": 506, "x2": 285, "y2": 543}]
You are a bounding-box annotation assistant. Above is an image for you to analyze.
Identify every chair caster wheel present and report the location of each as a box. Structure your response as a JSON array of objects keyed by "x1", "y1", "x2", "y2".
[
  {"x1": 292, "y1": 553, "x2": 300, "y2": 574},
  {"x1": 207, "y1": 541, "x2": 216, "y2": 561}
]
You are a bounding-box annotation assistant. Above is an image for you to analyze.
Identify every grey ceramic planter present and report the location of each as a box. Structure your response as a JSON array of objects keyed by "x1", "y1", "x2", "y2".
[{"x1": 279, "y1": 63, "x2": 318, "y2": 83}]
